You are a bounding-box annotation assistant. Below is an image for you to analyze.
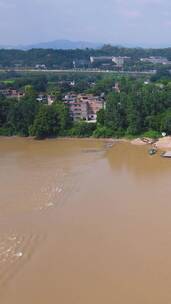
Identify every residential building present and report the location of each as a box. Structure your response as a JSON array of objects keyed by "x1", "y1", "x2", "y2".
[
  {"x1": 64, "y1": 93, "x2": 104, "y2": 122},
  {"x1": 112, "y1": 56, "x2": 130, "y2": 67},
  {"x1": 0, "y1": 89, "x2": 25, "y2": 100},
  {"x1": 140, "y1": 57, "x2": 171, "y2": 65},
  {"x1": 90, "y1": 56, "x2": 113, "y2": 64},
  {"x1": 90, "y1": 56, "x2": 130, "y2": 68},
  {"x1": 47, "y1": 95, "x2": 55, "y2": 105},
  {"x1": 36, "y1": 94, "x2": 48, "y2": 103},
  {"x1": 113, "y1": 82, "x2": 121, "y2": 93}
]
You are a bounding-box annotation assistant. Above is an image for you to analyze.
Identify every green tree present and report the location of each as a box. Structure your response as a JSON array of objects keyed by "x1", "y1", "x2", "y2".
[
  {"x1": 97, "y1": 108, "x2": 105, "y2": 126},
  {"x1": 8, "y1": 98, "x2": 39, "y2": 136},
  {"x1": 161, "y1": 110, "x2": 171, "y2": 134},
  {"x1": 30, "y1": 102, "x2": 70, "y2": 139},
  {"x1": 105, "y1": 92, "x2": 127, "y2": 135},
  {"x1": 24, "y1": 85, "x2": 37, "y2": 99}
]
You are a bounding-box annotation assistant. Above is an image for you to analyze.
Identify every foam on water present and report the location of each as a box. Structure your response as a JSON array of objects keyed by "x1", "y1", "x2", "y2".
[{"x1": 0, "y1": 233, "x2": 43, "y2": 288}]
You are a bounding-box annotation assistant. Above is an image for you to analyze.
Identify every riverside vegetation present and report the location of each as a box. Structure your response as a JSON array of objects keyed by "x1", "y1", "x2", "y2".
[{"x1": 0, "y1": 74, "x2": 171, "y2": 140}]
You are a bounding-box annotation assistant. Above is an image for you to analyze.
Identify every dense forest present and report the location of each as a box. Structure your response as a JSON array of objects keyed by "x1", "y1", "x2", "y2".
[
  {"x1": 0, "y1": 73, "x2": 171, "y2": 139},
  {"x1": 0, "y1": 45, "x2": 171, "y2": 70}
]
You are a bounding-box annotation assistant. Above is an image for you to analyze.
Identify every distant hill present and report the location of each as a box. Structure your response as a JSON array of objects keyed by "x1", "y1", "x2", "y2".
[
  {"x1": 0, "y1": 40, "x2": 170, "y2": 50},
  {"x1": 0, "y1": 40, "x2": 103, "y2": 50}
]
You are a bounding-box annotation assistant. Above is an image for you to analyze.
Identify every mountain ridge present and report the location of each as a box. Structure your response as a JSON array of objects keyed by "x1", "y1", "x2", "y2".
[
  {"x1": 0, "y1": 39, "x2": 103, "y2": 50},
  {"x1": 0, "y1": 39, "x2": 170, "y2": 50}
]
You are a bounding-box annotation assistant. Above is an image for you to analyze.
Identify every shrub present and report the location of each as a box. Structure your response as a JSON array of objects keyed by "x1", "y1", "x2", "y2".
[
  {"x1": 0, "y1": 127, "x2": 13, "y2": 136},
  {"x1": 142, "y1": 130, "x2": 160, "y2": 139},
  {"x1": 93, "y1": 126, "x2": 114, "y2": 138},
  {"x1": 68, "y1": 121, "x2": 96, "y2": 137}
]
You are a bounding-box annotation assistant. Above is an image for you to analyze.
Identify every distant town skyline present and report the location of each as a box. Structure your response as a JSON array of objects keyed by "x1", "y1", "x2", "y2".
[{"x1": 0, "y1": 0, "x2": 171, "y2": 47}]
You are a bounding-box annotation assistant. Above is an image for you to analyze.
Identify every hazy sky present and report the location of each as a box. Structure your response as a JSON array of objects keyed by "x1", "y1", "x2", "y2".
[{"x1": 0, "y1": 0, "x2": 171, "y2": 46}]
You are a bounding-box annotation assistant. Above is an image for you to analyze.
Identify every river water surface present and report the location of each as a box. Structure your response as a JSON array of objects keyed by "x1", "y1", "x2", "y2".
[{"x1": 0, "y1": 138, "x2": 171, "y2": 304}]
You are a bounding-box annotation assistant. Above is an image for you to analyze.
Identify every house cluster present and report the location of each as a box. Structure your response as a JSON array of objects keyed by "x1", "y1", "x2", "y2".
[
  {"x1": 140, "y1": 57, "x2": 171, "y2": 65},
  {"x1": 63, "y1": 94, "x2": 105, "y2": 122},
  {"x1": 35, "y1": 92, "x2": 106, "y2": 122},
  {"x1": 0, "y1": 89, "x2": 25, "y2": 99}
]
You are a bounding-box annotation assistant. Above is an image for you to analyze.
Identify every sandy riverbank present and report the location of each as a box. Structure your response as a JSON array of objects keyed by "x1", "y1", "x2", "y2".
[
  {"x1": 156, "y1": 137, "x2": 171, "y2": 150},
  {"x1": 131, "y1": 138, "x2": 147, "y2": 146},
  {"x1": 131, "y1": 136, "x2": 171, "y2": 150}
]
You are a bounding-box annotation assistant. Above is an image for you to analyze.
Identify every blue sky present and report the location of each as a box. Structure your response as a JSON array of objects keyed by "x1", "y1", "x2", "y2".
[{"x1": 0, "y1": 0, "x2": 171, "y2": 46}]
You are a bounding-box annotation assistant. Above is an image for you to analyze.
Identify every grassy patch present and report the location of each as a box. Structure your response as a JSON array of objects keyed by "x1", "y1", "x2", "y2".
[{"x1": 2, "y1": 79, "x2": 15, "y2": 84}]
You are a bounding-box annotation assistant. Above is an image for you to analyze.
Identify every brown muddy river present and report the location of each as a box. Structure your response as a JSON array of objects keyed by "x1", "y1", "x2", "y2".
[{"x1": 0, "y1": 137, "x2": 171, "y2": 304}]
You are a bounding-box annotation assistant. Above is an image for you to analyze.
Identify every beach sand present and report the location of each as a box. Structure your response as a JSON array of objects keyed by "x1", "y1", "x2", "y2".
[{"x1": 156, "y1": 136, "x2": 171, "y2": 150}]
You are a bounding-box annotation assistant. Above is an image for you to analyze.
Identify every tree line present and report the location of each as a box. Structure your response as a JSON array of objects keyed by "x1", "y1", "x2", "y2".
[{"x1": 0, "y1": 46, "x2": 170, "y2": 69}]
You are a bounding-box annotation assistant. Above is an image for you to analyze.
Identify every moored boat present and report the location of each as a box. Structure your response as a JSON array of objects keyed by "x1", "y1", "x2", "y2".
[
  {"x1": 148, "y1": 148, "x2": 157, "y2": 156},
  {"x1": 161, "y1": 151, "x2": 171, "y2": 158}
]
